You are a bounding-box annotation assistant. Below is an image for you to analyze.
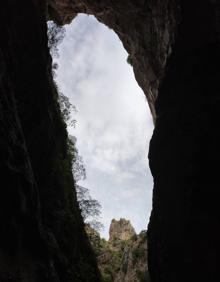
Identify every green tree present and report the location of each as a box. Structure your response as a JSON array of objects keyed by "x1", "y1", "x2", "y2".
[
  {"x1": 58, "y1": 93, "x2": 103, "y2": 232},
  {"x1": 47, "y1": 21, "x2": 66, "y2": 58},
  {"x1": 67, "y1": 135, "x2": 86, "y2": 181},
  {"x1": 59, "y1": 95, "x2": 77, "y2": 128},
  {"x1": 76, "y1": 185, "x2": 103, "y2": 231},
  {"x1": 48, "y1": 22, "x2": 103, "y2": 232},
  {"x1": 47, "y1": 20, "x2": 66, "y2": 77},
  {"x1": 126, "y1": 55, "x2": 133, "y2": 66}
]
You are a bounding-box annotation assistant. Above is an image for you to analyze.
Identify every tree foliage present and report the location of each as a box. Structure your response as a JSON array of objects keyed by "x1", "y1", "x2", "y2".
[
  {"x1": 47, "y1": 21, "x2": 66, "y2": 58},
  {"x1": 59, "y1": 95, "x2": 77, "y2": 128},
  {"x1": 76, "y1": 185, "x2": 103, "y2": 231},
  {"x1": 47, "y1": 21, "x2": 66, "y2": 78},
  {"x1": 67, "y1": 135, "x2": 86, "y2": 182},
  {"x1": 48, "y1": 20, "x2": 103, "y2": 232},
  {"x1": 76, "y1": 186, "x2": 101, "y2": 219},
  {"x1": 126, "y1": 55, "x2": 133, "y2": 66},
  {"x1": 68, "y1": 135, "x2": 103, "y2": 231},
  {"x1": 58, "y1": 92, "x2": 102, "y2": 231},
  {"x1": 68, "y1": 136, "x2": 103, "y2": 231}
]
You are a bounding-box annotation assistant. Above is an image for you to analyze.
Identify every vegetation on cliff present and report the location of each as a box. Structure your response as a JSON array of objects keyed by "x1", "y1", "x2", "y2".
[
  {"x1": 48, "y1": 20, "x2": 103, "y2": 232},
  {"x1": 86, "y1": 219, "x2": 150, "y2": 282},
  {"x1": 47, "y1": 18, "x2": 148, "y2": 282},
  {"x1": 45, "y1": 20, "x2": 102, "y2": 281}
]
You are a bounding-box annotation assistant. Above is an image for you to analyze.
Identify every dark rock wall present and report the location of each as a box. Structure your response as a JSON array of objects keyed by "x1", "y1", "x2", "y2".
[
  {"x1": 47, "y1": 1, "x2": 220, "y2": 281},
  {"x1": 47, "y1": 0, "x2": 179, "y2": 121},
  {"x1": 148, "y1": 1, "x2": 220, "y2": 281},
  {"x1": 0, "y1": 1, "x2": 101, "y2": 281}
]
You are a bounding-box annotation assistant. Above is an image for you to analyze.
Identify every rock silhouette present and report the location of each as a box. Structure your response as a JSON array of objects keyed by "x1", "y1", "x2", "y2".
[{"x1": 0, "y1": 1, "x2": 220, "y2": 281}]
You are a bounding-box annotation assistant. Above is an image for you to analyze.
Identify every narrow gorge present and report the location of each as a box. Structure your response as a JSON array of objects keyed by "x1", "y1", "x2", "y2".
[{"x1": 0, "y1": 1, "x2": 220, "y2": 282}]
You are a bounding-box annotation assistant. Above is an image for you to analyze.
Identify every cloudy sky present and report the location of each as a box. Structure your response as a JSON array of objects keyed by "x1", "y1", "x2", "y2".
[{"x1": 54, "y1": 14, "x2": 154, "y2": 239}]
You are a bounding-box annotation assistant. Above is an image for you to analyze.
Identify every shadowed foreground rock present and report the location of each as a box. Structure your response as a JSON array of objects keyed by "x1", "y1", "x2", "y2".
[
  {"x1": 0, "y1": 1, "x2": 101, "y2": 281},
  {"x1": 0, "y1": 0, "x2": 220, "y2": 281}
]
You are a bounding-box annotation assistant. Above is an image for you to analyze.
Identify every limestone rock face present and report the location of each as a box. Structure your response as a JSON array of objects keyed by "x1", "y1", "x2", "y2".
[
  {"x1": 47, "y1": 0, "x2": 180, "y2": 121},
  {"x1": 109, "y1": 219, "x2": 136, "y2": 242},
  {"x1": 87, "y1": 220, "x2": 149, "y2": 282},
  {"x1": 114, "y1": 231, "x2": 149, "y2": 282}
]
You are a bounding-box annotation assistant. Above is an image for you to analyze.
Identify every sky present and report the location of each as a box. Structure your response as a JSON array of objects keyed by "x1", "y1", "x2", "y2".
[{"x1": 54, "y1": 14, "x2": 154, "y2": 239}]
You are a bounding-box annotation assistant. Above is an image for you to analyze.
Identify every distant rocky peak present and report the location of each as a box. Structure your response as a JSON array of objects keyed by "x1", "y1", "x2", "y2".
[{"x1": 109, "y1": 218, "x2": 136, "y2": 242}]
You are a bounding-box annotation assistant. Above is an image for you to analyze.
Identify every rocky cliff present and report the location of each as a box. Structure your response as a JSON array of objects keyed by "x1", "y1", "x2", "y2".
[
  {"x1": 46, "y1": 2, "x2": 220, "y2": 281},
  {"x1": 0, "y1": 1, "x2": 100, "y2": 281},
  {"x1": 114, "y1": 231, "x2": 149, "y2": 282},
  {"x1": 109, "y1": 219, "x2": 136, "y2": 242},
  {"x1": 47, "y1": 0, "x2": 179, "y2": 121},
  {"x1": 86, "y1": 220, "x2": 149, "y2": 282}
]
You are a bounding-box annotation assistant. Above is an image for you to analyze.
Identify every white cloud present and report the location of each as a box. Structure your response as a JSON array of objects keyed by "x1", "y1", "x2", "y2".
[{"x1": 55, "y1": 14, "x2": 154, "y2": 238}]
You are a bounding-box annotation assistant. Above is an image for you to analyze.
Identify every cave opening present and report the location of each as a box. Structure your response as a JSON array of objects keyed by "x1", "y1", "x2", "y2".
[
  {"x1": 1, "y1": 1, "x2": 219, "y2": 281},
  {"x1": 50, "y1": 14, "x2": 154, "y2": 239}
]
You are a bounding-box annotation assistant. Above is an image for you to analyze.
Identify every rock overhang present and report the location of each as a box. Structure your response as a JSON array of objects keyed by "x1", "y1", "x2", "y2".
[{"x1": 46, "y1": 0, "x2": 179, "y2": 123}]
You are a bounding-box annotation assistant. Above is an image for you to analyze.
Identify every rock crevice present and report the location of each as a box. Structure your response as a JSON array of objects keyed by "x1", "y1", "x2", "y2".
[{"x1": 1, "y1": 1, "x2": 220, "y2": 281}]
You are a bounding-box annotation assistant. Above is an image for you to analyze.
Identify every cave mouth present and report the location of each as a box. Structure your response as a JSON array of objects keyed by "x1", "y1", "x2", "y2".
[
  {"x1": 51, "y1": 14, "x2": 154, "y2": 238},
  {"x1": 1, "y1": 2, "x2": 219, "y2": 281}
]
